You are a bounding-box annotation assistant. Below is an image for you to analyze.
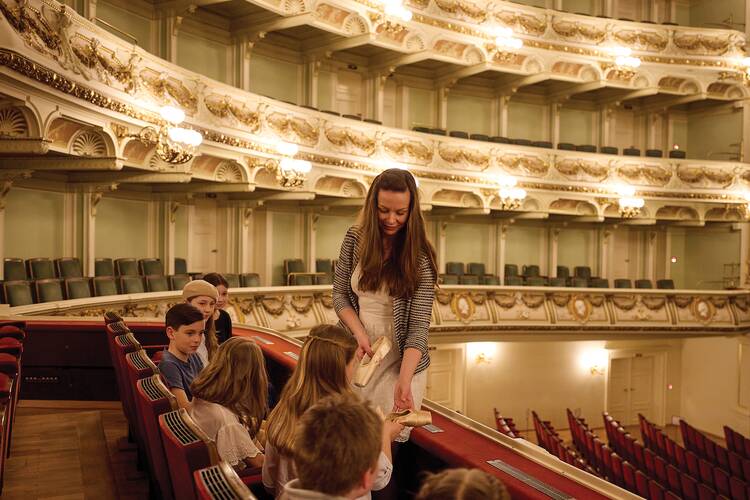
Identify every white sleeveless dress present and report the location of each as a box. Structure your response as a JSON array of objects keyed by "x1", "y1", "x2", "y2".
[{"x1": 351, "y1": 265, "x2": 427, "y2": 442}]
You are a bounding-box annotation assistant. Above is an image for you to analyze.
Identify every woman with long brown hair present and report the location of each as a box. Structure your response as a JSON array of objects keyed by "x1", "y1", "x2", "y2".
[
  {"x1": 333, "y1": 168, "x2": 437, "y2": 442},
  {"x1": 189, "y1": 337, "x2": 268, "y2": 471}
]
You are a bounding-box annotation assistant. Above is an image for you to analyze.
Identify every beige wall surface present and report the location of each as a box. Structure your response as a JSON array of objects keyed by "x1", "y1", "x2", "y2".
[
  {"x1": 669, "y1": 227, "x2": 740, "y2": 289},
  {"x1": 270, "y1": 211, "x2": 302, "y2": 285},
  {"x1": 95, "y1": 197, "x2": 150, "y2": 259},
  {"x1": 174, "y1": 205, "x2": 188, "y2": 261},
  {"x1": 409, "y1": 88, "x2": 434, "y2": 128},
  {"x1": 315, "y1": 215, "x2": 355, "y2": 261},
  {"x1": 463, "y1": 340, "x2": 608, "y2": 430},
  {"x1": 508, "y1": 101, "x2": 546, "y2": 141},
  {"x1": 505, "y1": 224, "x2": 545, "y2": 269},
  {"x1": 5, "y1": 188, "x2": 65, "y2": 260},
  {"x1": 687, "y1": 109, "x2": 742, "y2": 160},
  {"x1": 177, "y1": 32, "x2": 228, "y2": 84},
  {"x1": 681, "y1": 336, "x2": 750, "y2": 436},
  {"x1": 249, "y1": 55, "x2": 299, "y2": 104},
  {"x1": 447, "y1": 95, "x2": 492, "y2": 135},
  {"x1": 96, "y1": 1, "x2": 153, "y2": 53},
  {"x1": 557, "y1": 227, "x2": 595, "y2": 271},
  {"x1": 445, "y1": 223, "x2": 491, "y2": 269},
  {"x1": 559, "y1": 107, "x2": 595, "y2": 146}
]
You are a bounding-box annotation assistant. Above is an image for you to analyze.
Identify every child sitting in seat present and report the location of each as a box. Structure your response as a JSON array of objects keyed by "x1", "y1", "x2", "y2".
[
  {"x1": 189, "y1": 337, "x2": 267, "y2": 471},
  {"x1": 202, "y1": 273, "x2": 233, "y2": 344},
  {"x1": 415, "y1": 468, "x2": 510, "y2": 500},
  {"x1": 160, "y1": 303, "x2": 205, "y2": 409},
  {"x1": 280, "y1": 394, "x2": 385, "y2": 500},
  {"x1": 182, "y1": 280, "x2": 219, "y2": 366},
  {"x1": 263, "y1": 324, "x2": 403, "y2": 498}
]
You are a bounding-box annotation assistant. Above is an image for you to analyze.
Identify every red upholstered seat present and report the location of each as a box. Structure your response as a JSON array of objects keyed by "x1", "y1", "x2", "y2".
[
  {"x1": 621, "y1": 461, "x2": 636, "y2": 493},
  {"x1": 644, "y1": 447, "x2": 656, "y2": 477},
  {"x1": 0, "y1": 374, "x2": 11, "y2": 399},
  {"x1": 713, "y1": 467, "x2": 730, "y2": 496},
  {"x1": 649, "y1": 479, "x2": 666, "y2": 500},
  {"x1": 635, "y1": 470, "x2": 650, "y2": 498},
  {"x1": 715, "y1": 443, "x2": 730, "y2": 472},
  {"x1": 654, "y1": 455, "x2": 669, "y2": 485},
  {"x1": 686, "y1": 450, "x2": 700, "y2": 478},
  {"x1": 111, "y1": 332, "x2": 141, "y2": 433},
  {"x1": 699, "y1": 457, "x2": 714, "y2": 487},
  {"x1": 135, "y1": 375, "x2": 177, "y2": 499},
  {"x1": 610, "y1": 453, "x2": 624, "y2": 487},
  {"x1": 680, "y1": 472, "x2": 698, "y2": 500},
  {"x1": 0, "y1": 354, "x2": 18, "y2": 376},
  {"x1": 104, "y1": 311, "x2": 123, "y2": 325},
  {"x1": 194, "y1": 462, "x2": 254, "y2": 500},
  {"x1": 697, "y1": 483, "x2": 717, "y2": 500},
  {"x1": 151, "y1": 350, "x2": 164, "y2": 364},
  {"x1": 0, "y1": 338, "x2": 22, "y2": 357},
  {"x1": 0, "y1": 326, "x2": 25, "y2": 341},
  {"x1": 666, "y1": 464, "x2": 682, "y2": 496},
  {"x1": 728, "y1": 450, "x2": 744, "y2": 479},
  {"x1": 674, "y1": 443, "x2": 687, "y2": 473},
  {"x1": 159, "y1": 408, "x2": 218, "y2": 500},
  {"x1": 632, "y1": 440, "x2": 646, "y2": 471},
  {"x1": 729, "y1": 476, "x2": 748, "y2": 500}
]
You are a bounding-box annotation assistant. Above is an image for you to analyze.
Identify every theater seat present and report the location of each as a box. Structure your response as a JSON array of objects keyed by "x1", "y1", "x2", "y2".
[
  {"x1": 600, "y1": 146, "x2": 618, "y2": 155},
  {"x1": 95, "y1": 258, "x2": 115, "y2": 277},
  {"x1": 3, "y1": 281, "x2": 33, "y2": 307},
  {"x1": 669, "y1": 149, "x2": 686, "y2": 159},
  {"x1": 121, "y1": 276, "x2": 145, "y2": 294},
  {"x1": 556, "y1": 266, "x2": 570, "y2": 278},
  {"x1": 511, "y1": 138, "x2": 532, "y2": 146},
  {"x1": 136, "y1": 375, "x2": 178, "y2": 499},
  {"x1": 459, "y1": 275, "x2": 479, "y2": 285},
  {"x1": 504, "y1": 276, "x2": 523, "y2": 286},
  {"x1": 93, "y1": 277, "x2": 118, "y2": 296},
  {"x1": 159, "y1": 408, "x2": 218, "y2": 500},
  {"x1": 115, "y1": 258, "x2": 139, "y2": 276},
  {"x1": 449, "y1": 130, "x2": 468, "y2": 139},
  {"x1": 0, "y1": 338, "x2": 22, "y2": 357},
  {"x1": 656, "y1": 279, "x2": 675, "y2": 289},
  {"x1": 35, "y1": 279, "x2": 64, "y2": 303},
  {"x1": 548, "y1": 277, "x2": 566, "y2": 287},
  {"x1": 576, "y1": 144, "x2": 596, "y2": 153},
  {"x1": 635, "y1": 279, "x2": 653, "y2": 289},
  {"x1": 557, "y1": 142, "x2": 576, "y2": 151},
  {"x1": 139, "y1": 259, "x2": 164, "y2": 276},
  {"x1": 467, "y1": 263, "x2": 485, "y2": 276},
  {"x1": 0, "y1": 325, "x2": 25, "y2": 341},
  {"x1": 531, "y1": 141, "x2": 553, "y2": 149},
  {"x1": 614, "y1": 279, "x2": 632, "y2": 289},
  {"x1": 412, "y1": 126, "x2": 430, "y2": 134},
  {"x1": 175, "y1": 258, "x2": 188, "y2": 275},
  {"x1": 315, "y1": 274, "x2": 332, "y2": 285},
  {"x1": 55, "y1": 258, "x2": 83, "y2": 279},
  {"x1": 439, "y1": 274, "x2": 458, "y2": 285},
  {"x1": 240, "y1": 273, "x2": 260, "y2": 287},
  {"x1": 169, "y1": 274, "x2": 191, "y2": 291},
  {"x1": 445, "y1": 262, "x2": 464, "y2": 276},
  {"x1": 223, "y1": 274, "x2": 240, "y2": 288},
  {"x1": 26, "y1": 258, "x2": 55, "y2": 279},
  {"x1": 504, "y1": 264, "x2": 519, "y2": 277},
  {"x1": 482, "y1": 275, "x2": 500, "y2": 285},
  {"x1": 65, "y1": 278, "x2": 92, "y2": 299},
  {"x1": 194, "y1": 462, "x2": 255, "y2": 500},
  {"x1": 522, "y1": 265, "x2": 540, "y2": 277},
  {"x1": 490, "y1": 136, "x2": 510, "y2": 144},
  {"x1": 470, "y1": 134, "x2": 489, "y2": 142},
  {"x1": 646, "y1": 149, "x2": 663, "y2": 158},
  {"x1": 623, "y1": 147, "x2": 641, "y2": 156},
  {"x1": 3, "y1": 259, "x2": 26, "y2": 281},
  {"x1": 145, "y1": 275, "x2": 169, "y2": 292}
]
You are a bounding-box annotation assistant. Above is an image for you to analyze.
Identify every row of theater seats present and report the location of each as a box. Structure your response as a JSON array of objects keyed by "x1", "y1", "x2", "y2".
[
  {"x1": 0, "y1": 323, "x2": 25, "y2": 494},
  {"x1": 1, "y1": 257, "x2": 263, "y2": 306},
  {"x1": 103, "y1": 312, "x2": 262, "y2": 500},
  {"x1": 410, "y1": 128, "x2": 689, "y2": 159},
  {"x1": 531, "y1": 410, "x2": 597, "y2": 475},
  {"x1": 492, "y1": 408, "x2": 519, "y2": 438},
  {"x1": 567, "y1": 409, "x2": 681, "y2": 499},
  {"x1": 283, "y1": 258, "x2": 336, "y2": 286},
  {"x1": 724, "y1": 426, "x2": 750, "y2": 462},
  {"x1": 441, "y1": 262, "x2": 676, "y2": 289}
]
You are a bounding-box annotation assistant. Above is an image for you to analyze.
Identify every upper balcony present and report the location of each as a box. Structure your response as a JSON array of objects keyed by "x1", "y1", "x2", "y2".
[{"x1": 0, "y1": 0, "x2": 749, "y2": 225}]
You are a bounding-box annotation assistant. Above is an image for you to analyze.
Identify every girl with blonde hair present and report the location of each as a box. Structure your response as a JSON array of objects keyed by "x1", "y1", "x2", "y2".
[
  {"x1": 415, "y1": 468, "x2": 510, "y2": 500},
  {"x1": 189, "y1": 337, "x2": 268, "y2": 470},
  {"x1": 262, "y1": 324, "x2": 402, "y2": 497}
]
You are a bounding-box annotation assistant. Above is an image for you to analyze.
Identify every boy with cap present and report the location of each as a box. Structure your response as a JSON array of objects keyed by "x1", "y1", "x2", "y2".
[
  {"x1": 182, "y1": 279, "x2": 219, "y2": 367},
  {"x1": 161, "y1": 302, "x2": 206, "y2": 409}
]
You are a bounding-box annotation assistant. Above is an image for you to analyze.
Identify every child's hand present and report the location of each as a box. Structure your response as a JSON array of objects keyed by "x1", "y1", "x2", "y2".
[{"x1": 384, "y1": 420, "x2": 404, "y2": 442}]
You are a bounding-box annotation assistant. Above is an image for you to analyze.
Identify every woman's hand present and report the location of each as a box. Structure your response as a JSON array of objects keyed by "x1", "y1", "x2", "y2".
[
  {"x1": 383, "y1": 420, "x2": 404, "y2": 442},
  {"x1": 393, "y1": 377, "x2": 414, "y2": 411},
  {"x1": 354, "y1": 331, "x2": 373, "y2": 359}
]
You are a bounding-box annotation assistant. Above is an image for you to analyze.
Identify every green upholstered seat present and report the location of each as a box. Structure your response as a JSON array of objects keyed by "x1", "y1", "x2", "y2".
[
  {"x1": 445, "y1": 262, "x2": 464, "y2": 276},
  {"x1": 240, "y1": 273, "x2": 260, "y2": 287},
  {"x1": 3, "y1": 281, "x2": 33, "y2": 306},
  {"x1": 635, "y1": 279, "x2": 653, "y2": 289},
  {"x1": 315, "y1": 274, "x2": 332, "y2": 285},
  {"x1": 570, "y1": 277, "x2": 589, "y2": 288},
  {"x1": 459, "y1": 274, "x2": 479, "y2": 285},
  {"x1": 174, "y1": 258, "x2": 188, "y2": 275},
  {"x1": 548, "y1": 277, "x2": 567, "y2": 287},
  {"x1": 120, "y1": 276, "x2": 144, "y2": 294},
  {"x1": 145, "y1": 275, "x2": 169, "y2": 292},
  {"x1": 522, "y1": 265, "x2": 540, "y2": 277},
  {"x1": 139, "y1": 259, "x2": 164, "y2": 276},
  {"x1": 467, "y1": 263, "x2": 485, "y2": 276},
  {"x1": 93, "y1": 277, "x2": 118, "y2": 296},
  {"x1": 525, "y1": 276, "x2": 545, "y2": 286},
  {"x1": 95, "y1": 258, "x2": 115, "y2": 277},
  {"x1": 3, "y1": 259, "x2": 26, "y2": 281},
  {"x1": 656, "y1": 279, "x2": 675, "y2": 290},
  {"x1": 35, "y1": 279, "x2": 64, "y2": 302},
  {"x1": 614, "y1": 279, "x2": 632, "y2": 289},
  {"x1": 115, "y1": 258, "x2": 138, "y2": 276},
  {"x1": 504, "y1": 264, "x2": 519, "y2": 277},
  {"x1": 556, "y1": 266, "x2": 570, "y2": 278},
  {"x1": 590, "y1": 278, "x2": 609, "y2": 288},
  {"x1": 289, "y1": 273, "x2": 314, "y2": 286},
  {"x1": 504, "y1": 276, "x2": 524, "y2": 286},
  {"x1": 440, "y1": 274, "x2": 459, "y2": 285},
  {"x1": 169, "y1": 274, "x2": 191, "y2": 291},
  {"x1": 315, "y1": 259, "x2": 332, "y2": 274},
  {"x1": 223, "y1": 274, "x2": 240, "y2": 288},
  {"x1": 27, "y1": 258, "x2": 55, "y2": 279},
  {"x1": 482, "y1": 275, "x2": 499, "y2": 285},
  {"x1": 56, "y1": 258, "x2": 83, "y2": 279},
  {"x1": 574, "y1": 266, "x2": 592, "y2": 279},
  {"x1": 65, "y1": 278, "x2": 92, "y2": 299}
]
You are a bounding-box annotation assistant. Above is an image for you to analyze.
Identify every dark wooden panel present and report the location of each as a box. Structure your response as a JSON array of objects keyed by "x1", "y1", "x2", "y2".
[{"x1": 21, "y1": 366, "x2": 118, "y2": 400}]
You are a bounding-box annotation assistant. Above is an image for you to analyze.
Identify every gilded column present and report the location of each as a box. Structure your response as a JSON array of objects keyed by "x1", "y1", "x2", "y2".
[{"x1": 549, "y1": 227, "x2": 559, "y2": 278}]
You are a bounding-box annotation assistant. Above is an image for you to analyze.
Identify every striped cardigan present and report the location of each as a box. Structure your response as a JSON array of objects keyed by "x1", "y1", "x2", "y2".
[{"x1": 332, "y1": 226, "x2": 436, "y2": 374}]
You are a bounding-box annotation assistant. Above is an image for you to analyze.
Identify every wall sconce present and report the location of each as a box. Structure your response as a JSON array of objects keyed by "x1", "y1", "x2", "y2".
[
  {"x1": 272, "y1": 141, "x2": 312, "y2": 188},
  {"x1": 721, "y1": 56, "x2": 750, "y2": 84},
  {"x1": 133, "y1": 106, "x2": 203, "y2": 165},
  {"x1": 369, "y1": 0, "x2": 412, "y2": 34},
  {"x1": 467, "y1": 342, "x2": 496, "y2": 365},
  {"x1": 494, "y1": 27, "x2": 523, "y2": 50},
  {"x1": 580, "y1": 347, "x2": 608, "y2": 376},
  {"x1": 604, "y1": 47, "x2": 641, "y2": 80},
  {"x1": 496, "y1": 174, "x2": 526, "y2": 210},
  {"x1": 614, "y1": 184, "x2": 644, "y2": 218}
]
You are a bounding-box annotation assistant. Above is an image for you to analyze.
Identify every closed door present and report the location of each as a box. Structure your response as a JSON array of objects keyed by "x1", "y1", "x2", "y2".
[
  {"x1": 607, "y1": 355, "x2": 655, "y2": 425},
  {"x1": 189, "y1": 199, "x2": 218, "y2": 273},
  {"x1": 426, "y1": 346, "x2": 465, "y2": 413}
]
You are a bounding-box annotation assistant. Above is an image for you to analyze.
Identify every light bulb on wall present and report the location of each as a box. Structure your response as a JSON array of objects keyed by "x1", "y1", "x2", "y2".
[
  {"x1": 467, "y1": 342, "x2": 497, "y2": 365},
  {"x1": 579, "y1": 347, "x2": 608, "y2": 375},
  {"x1": 160, "y1": 105, "x2": 185, "y2": 125}
]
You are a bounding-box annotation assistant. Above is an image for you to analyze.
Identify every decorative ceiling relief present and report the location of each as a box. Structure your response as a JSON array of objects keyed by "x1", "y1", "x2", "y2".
[{"x1": 0, "y1": 107, "x2": 28, "y2": 137}]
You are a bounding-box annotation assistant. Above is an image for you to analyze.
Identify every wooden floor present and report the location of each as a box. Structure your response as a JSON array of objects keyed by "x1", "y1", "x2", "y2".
[{"x1": 3, "y1": 400, "x2": 148, "y2": 500}]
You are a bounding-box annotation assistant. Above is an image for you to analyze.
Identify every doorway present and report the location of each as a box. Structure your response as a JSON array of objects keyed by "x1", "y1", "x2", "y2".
[
  {"x1": 607, "y1": 353, "x2": 660, "y2": 425},
  {"x1": 425, "y1": 344, "x2": 466, "y2": 414},
  {"x1": 188, "y1": 199, "x2": 218, "y2": 273}
]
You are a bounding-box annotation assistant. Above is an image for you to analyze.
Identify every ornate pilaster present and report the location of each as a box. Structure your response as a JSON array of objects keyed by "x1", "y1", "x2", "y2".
[
  {"x1": 497, "y1": 222, "x2": 509, "y2": 283},
  {"x1": 304, "y1": 59, "x2": 321, "y2": 108},
  {"x1": 497, "y1": 95, "x2": 511, "y2": 138},
  {"x1": 437, "y1": 84, "x2": 454, "y2": 130},
  {"x1": 82, "y1": 184, "x2": 117, "y2": 276},
  {"x1": 162, "y1": 200, "x2": 179, "y2": 275},
  {"x1": 438, "y1": 221, "x2": 447, "y2": 274},
  {"x1": 305, "y1": 212, "x2": 318, "y2": 273},
  {"x1": 549, "y1": 227, "x2": 560, "y2": 278},
  {"x1": 600, "y1": 105, "x2": 614, "y2": 148},
  {"x1": 549, "y1": 102, "x2": 561, "y2": 146}
]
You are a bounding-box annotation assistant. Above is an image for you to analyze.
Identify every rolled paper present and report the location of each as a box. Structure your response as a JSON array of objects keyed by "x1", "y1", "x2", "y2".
[
  {"x1": 353, "y1": 335, "x2": 392, "y2": 387},
  {"x1": 387, "y1": 409, "x2": 432, "y2": 427}
]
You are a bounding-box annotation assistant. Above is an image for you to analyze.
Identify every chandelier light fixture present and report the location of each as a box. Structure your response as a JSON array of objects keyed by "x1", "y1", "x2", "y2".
[
  {"x1": 494, "y1": 27, "x2": 524, "y2": 50},
  {"x1": 496, "y1": 174, "x2": 526, "y2": 210},
  {"x1": 132, "y1": 105, "x2": 203, "y2": 165},
  {"x1": 615, "y1": 185, "x2": 644, "y2": 218},
  {"x1": 721, "y1": 56, "x2": 750, "y2": 84},
  {"x1": 605, "y1": 47, "x2": 642, "y2": 80},
  {"x1": 382, "y1": 0, "x2": 412, "y2": 22},
  {"x1": 274, "y1": 141, "x2": 312, "y2": 188}
]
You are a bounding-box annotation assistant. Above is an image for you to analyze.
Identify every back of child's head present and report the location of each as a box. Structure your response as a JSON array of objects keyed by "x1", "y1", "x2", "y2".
[
  {"x1": 266, "y1": 324, "x2": 358, "y2": 455},
  {"x1": 294, "y1": 394, "x2": 381, "y2": 497},
  {"x1": 190, "y1": 337, "x2": 268, "y2": 435},
  {"x1": 202, "y1": 272, "x2": 229, "y2": 289},
  {"x1": 415, "y1": 468, "x2": 510, "y2": 500},
  {"x1": 165, "y1": 303, "x2": 204, "y2": 331}
]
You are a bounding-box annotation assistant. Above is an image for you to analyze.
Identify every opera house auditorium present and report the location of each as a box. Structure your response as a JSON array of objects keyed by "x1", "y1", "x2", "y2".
[{"x1": 0, "y1": 0, "x2": 749, "y2": 497}]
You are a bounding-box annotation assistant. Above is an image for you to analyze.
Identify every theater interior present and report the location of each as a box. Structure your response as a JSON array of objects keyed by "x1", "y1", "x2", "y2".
[{"x1": 0, "y1": 0, "x2": 749, "y2": 497}]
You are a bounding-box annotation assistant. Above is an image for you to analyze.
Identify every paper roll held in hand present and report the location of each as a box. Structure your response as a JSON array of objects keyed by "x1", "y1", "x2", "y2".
[
  {"x1": 386, "y1": 409, "x2": 432, "y2": 428},
  {"x1": 353, "y1": 335, "x2": 393, "y2": 387}
]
